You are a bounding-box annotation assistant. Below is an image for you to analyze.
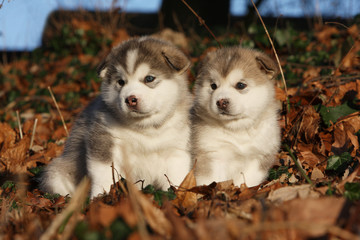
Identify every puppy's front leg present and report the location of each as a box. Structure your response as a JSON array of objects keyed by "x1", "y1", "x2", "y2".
[
  {"x1": 87, "y1": 158, "x2": 115, "y2": 198},
  {"x1": 164, "y1": 150, "x2": 191, "y2": 188},
  {"x1": 195, "y1": 155, "x2": 228, "y2": 186},
  {"x1": 236, "y1": 159, "x2": 268, "y2": 187}
]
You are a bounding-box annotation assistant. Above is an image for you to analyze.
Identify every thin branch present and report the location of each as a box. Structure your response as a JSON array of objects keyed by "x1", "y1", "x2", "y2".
[
  {"x1": 29, "y1": 118, "x2": 38, "y2": 151},
  {"x1": 325, "y1": 22, "x2": 349, "y2": 30},
  {"x1": 48, "y1": 86, "x2": 69, "y2": 136},
  {"x1": 284, "y1": 144, "x2": 313, "y2": 186},
  {"x1": 0, "y1": 0, "x2": 5, "y2": 9},
  {"x1": 111, "y1": 162, "x2": 116, "y2": 187},
  {"x1": 307, "y1": 73, "x2": 360, "y2": 85},
  {"x1": 16, "y1": 110, "x2": 23, "y2": 139},
  {"x1": 250, "y1": 0, "x2": 289, "y2": 113},
  {"x1": 179, "y1": 0, "x2": 222, "y2": 48}
]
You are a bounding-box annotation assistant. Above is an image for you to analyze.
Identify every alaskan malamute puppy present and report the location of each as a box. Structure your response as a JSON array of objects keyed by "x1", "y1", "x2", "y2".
[
  {"x1": 191, "y1": 47, "x2": 280, "y2": 187},
  {"x1": 40, "y1": 37, "x2": 192, "y2": 197}
]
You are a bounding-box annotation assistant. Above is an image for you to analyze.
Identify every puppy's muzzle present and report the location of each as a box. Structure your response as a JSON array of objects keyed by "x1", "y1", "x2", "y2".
[
  {"x1": 125, "y1": 95, "x2": 138, "y2": 109},
  {"x1": 216, "y1": 99, "x2": 229, "y2": 110}
]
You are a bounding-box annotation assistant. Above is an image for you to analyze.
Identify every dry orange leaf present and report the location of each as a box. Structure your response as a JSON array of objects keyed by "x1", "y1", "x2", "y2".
[
  {"x1": 0, "y1": 122, "x2": 17, "y2": 150},
  {"x1": 172, "y1": 166, "x2": 197, "y2": 213},
  {"x1": 286, "y1": 197, "x2": 345, "y2": 237},
  {"x1": 1, "y1": 136, "x2": 30, "y2": 174}
]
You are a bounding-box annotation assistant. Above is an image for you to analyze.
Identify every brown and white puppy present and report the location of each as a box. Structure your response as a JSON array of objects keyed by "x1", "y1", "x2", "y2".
[
  {"x1": 40, "y1": 37, "x2": 192, "y2": 198},
  {"x1": 191, "y1": 47, "x2": 280, "y2": 187}
]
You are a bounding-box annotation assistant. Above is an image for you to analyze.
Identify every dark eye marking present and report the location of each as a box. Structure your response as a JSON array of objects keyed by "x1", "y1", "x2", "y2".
[
  {"x1": 210, "y1": 83, "x2": 217, "y2": 90},
  {"x1": 235, "y1": 82, "x2": 247, "y2": 90},
  {"x1": 117, "y1": 79, "x2": 125, "y2": 87},
  {"x1": 144, "y1": 75, "x2": 156, "y2": 83}
]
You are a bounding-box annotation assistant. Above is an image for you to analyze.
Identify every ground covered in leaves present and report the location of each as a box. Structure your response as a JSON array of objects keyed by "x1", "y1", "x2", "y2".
[{"x1": 1, "y1": 15, "x2": 360, "y2": 240}]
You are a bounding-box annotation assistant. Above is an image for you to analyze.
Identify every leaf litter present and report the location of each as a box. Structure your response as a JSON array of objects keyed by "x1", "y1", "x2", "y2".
[{"x1": 0, "y1": 14, "x2": 360, "y2": 240}]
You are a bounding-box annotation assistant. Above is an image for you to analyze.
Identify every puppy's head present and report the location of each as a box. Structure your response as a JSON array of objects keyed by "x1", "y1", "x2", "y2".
[
  {"x1": 194, "y1": 47, "x2": 279, "y2": 129},
  {"x1": 98, "y1": 37, "x2": 190, "y2": 127}
]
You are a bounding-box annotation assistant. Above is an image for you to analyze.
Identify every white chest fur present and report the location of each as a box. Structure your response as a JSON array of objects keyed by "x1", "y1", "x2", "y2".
[
  {"x1": 194, "y1": 111, "x2": 280, "y2": 187},
  {"x1": 87, "y1": 111, "x2": 191, "y2": 197}
]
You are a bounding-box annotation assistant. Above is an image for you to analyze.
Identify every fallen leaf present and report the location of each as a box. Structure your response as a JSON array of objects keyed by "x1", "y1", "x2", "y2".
[
  {"x1": 0, "y1": 122, "x2": 17, "y2": 150},
  {"x1": 268, "y1": 184, "x2": 320, "y2": 202},
  {"x1": 1, "y1": 136, "x2": 31, "y2": 173},
  {"x1": 299, "y1": 106, "x2": 320, "y2": 143},
  {"x1": 288, "y1": 174, "x2": 299, "y2": 184},
  {"x1": 315, "y1": 26, "x2": 339, "y2": 45},
  {"x1": 131, "y1": 186, "x2": 172, "y2": 238},
  {"x1": 311, "y1": 167, "x2": 325, "y2": 180},
  {"x1": 298, "y1": 147, "x2": 321, "y2": 168},
  {"x1": 286, "y1": 197, "x2": 345, "y2": 237},
  {"x1": 172, "y1": 166, "x2": 197, "y2": 213}
]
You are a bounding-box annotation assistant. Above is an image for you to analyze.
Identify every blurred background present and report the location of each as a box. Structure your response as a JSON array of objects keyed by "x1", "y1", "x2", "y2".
[{"x1": 1, "y1": 0, "x2": 359, "y2": 51}]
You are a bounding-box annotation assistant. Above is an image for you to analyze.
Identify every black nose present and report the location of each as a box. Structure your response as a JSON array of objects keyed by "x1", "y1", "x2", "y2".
[
  {"x1": 125, "y1": 95, "x2": 138, "y2": 107},
  {"x1": 216, "y1": 99, "x2": 229, "y2": 110}
]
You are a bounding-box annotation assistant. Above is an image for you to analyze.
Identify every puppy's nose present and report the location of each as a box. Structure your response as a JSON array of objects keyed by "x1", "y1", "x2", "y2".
[
  {"x1": 125, "y1": 95, "x2": 138, "y2": 107},
  {"x1": 216, "y1": 99, "x2": 229, "y2": 110}
]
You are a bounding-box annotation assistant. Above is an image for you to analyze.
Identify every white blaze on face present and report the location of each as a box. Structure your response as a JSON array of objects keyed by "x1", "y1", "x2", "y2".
[
  {"x1": 120, "y1": 63, "x2": 152, "y2": 115},
  {"x1": 201, "y1": 67, "x2": 272, "y2": 123},
  {"x1": 211, "y1": 69, "x2": 244, "y2": 116},
  {"x1": 126, "y1": 49, "x2": 139, "y2": 74}
]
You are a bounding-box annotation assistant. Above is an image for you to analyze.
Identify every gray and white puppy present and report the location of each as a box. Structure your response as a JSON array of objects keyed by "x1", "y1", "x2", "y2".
[
  {"x1": 191, "y1": 47, "x2": 280, "y2": 187},
  {"x1": 40, "y1": 37, "x2": 192, "y2": 198}
]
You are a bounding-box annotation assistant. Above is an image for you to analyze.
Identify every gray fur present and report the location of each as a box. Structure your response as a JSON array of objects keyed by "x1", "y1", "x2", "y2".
[{"x1": 40, "y1": 37, "x2": 192, "y2": 196}]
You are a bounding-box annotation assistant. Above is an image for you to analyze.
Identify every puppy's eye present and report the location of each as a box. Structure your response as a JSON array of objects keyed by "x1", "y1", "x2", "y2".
[
  {"x1": 235, "y1": 82, "x2": 247, "y2": 90},
  {"x1": 144, "y1": 75, "x2": 156, "y2": 83},
  {"x1": 117, "y1": 79, "x2": 125, "y2": 87},
  {"x1": 210, "y1": 83, "x2": 217, "y2": 90}
]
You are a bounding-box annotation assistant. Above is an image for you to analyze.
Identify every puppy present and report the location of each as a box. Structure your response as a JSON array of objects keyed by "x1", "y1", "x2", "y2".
[
  {"x1": 40, "y1": 37, "x2": 192, "y2": 197},
  {"x1": 191, "y1": 47, "x2": 280, "y2": 187}
]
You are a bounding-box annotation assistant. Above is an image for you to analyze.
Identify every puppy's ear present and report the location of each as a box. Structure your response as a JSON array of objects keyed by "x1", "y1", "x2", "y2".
[
  {"x1": 97, "y1": 58, "x2": 108, "y2": 79},
  {"x1": 197, "y1": 49, "x2": 217, "y2": 72},
  {"x1": 161, "y1": 47, "x2": 191, "y2": 74},
  {"x1": 255, "y1": 53, "x2": 279, "y2": 80}
]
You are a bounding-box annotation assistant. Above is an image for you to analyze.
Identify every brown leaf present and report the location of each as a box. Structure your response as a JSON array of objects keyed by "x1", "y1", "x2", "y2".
[
  {"x1": 319, "y1": 132, "x2": 333, "y2": 154},
  {"x1": 337, "y1": 166, "x2": 360, "y2": 192},
  {"x1": 315, "y1": 26, "x2": 339, "y2": 45},
  {"x1": 43, "y1": 142, "x2": 64, "y2": 162},
  {"x1": 26, "y1": 194, "x2": 53, "y2": 208},
  {"x1": 88, "y1": 201, "x2": 118, "y2": 228},
  {"x1": 342, "y1": 113, "x2": 360, "y2": 133},
  {"x1": 298, "y1": 143, "x2": 321, "y2": 168},
  {"x1": 268, "y1": 184, "x2": 320, "y2": 202},
  {"x1": 1, "y1": 136, "x2": 31, "y2": 174},
  {"x1": 332, "y1": 123, "x2": 349, "y2": 153},
  {"x1": 346, "y1": 130, "x2": 359, "y2": 156},
  {"x1": 303, "y1": 67, "x2": 321, "y2": 82},
  {"x1": 0, "y1": 122, "x2": 17, "y2": 150},
  {"x1": 299, "y1": 106, "x2": 320, "y2": 143},
  {"x1": 337, "y1": 40, "x2": 360, "y2": 73},
  {"x1": 88, "y1": 197, "x2": 138, "y2": 229},
  {"x1": 275, "y1": 86, "x2": 286, "y2": 102},
  {"x1": 236, "y1": 186, "x2": 258, "y2": 201},
  {"x1": 131, "y1": 187, "x2": 172, "y2": 237},
  {"x1": 172, "y1": 167, "x2": 197, "y2": 213},
  {"x1": 163, "y1": 202, "x2": 196, "y2": 240},
  {"x1": 311, "y1": 167, "x2": 325, "y2": 180},
  {"x1": 286, "y1": 197, "x2": 345, "y2": 237}
]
